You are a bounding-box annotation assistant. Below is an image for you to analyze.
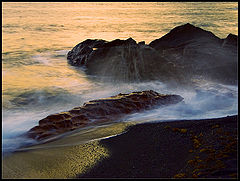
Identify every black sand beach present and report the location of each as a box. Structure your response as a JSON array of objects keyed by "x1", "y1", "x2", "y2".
[
  {"x1": 78, "y1": 115, "x2": 238, "y2": 178},
  {"x1": 2, "y1": 2, "x2": 238, "y2": 180},
  {"x1": 3, "y1": 115, "x2": 238, "y2": 179}
]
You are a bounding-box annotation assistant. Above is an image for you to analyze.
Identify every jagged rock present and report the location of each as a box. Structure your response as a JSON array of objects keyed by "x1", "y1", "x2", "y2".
[
  {"x1": 67, "y1": 37, "x2": 177, "y2": 82},
  {"x1": 87, "y1": 38, "x2": 178, "y2": 81},
  {"x1": 149, "y1": 23, "x2": 238, "y2": 85},
  {"x1": 26, "y1": 90, "x2": 183, "y2": 141},
  {"x1": 149, "y1": 23, "x2": 223, "y2": 50},
  {"x1": 67, "y1": 23, "x2": 238, "y2": 85},
  {"x1": 222, "y1": 33, "x2": 238, "y2": 49},
  {"x1": 138, "y1": 41, "x2": 145, "y2": 45},
  {"x1": 67, "y1": 39, "x2": 107, "y2": 66}
]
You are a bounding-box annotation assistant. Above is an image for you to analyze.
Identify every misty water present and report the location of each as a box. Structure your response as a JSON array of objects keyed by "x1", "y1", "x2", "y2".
[{"x1": 2, "y1": 2, "x2": 238, "y2": 153}]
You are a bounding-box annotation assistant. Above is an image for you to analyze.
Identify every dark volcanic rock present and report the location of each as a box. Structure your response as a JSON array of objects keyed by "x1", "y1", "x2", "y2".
[
  {"x1": 222, "y1": 33, "x2": 238, "y2": 49},
  {"x1": 148, "y1": 23, "x2": 238, "y2": 85},
  {"x1": 26, "y1": 90, "x2": 183, "y2": 141},
  {"x1": 86, "y1": 38, "x2": 178, "y2": 81},
  {"x1": 67, "y1": 23, "x2": 238, "y2": 85},
  {"x1": 149, "y1": 23, "x2": 223, "y2": 50},
  {"x1": 67, "y1": 37, "x2": 176, "y2": 82},
  {"x1": 67, "y1": 39, "x2": 107, "y2": 66},
  {"x1": 102, "y1": 37, "x2": 137, "y2": 48}
]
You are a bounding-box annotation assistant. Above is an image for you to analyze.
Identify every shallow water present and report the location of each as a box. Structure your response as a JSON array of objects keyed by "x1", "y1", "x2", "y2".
[{"x1": 2, "y1": 2, "x2": 238, "y2": 153}]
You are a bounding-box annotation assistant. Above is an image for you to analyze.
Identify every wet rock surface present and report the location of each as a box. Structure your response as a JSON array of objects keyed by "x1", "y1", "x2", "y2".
[
  {"x1": 67, "y1": 23, "x2": 238, "y2": 85},
  {"x1": 149, "y1": 23, "x2": 238, "y2": 85},
  {"x1": 26, "y1": 90, "x2": 183, "y2": 141},
  {"x1": 68, "y1": 37, "x2": 173, "y2": 82}
]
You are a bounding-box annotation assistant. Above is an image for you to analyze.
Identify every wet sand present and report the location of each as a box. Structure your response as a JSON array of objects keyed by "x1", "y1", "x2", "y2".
[
  {"x1": 78, "y1": 115, "x2": 238, "y2": 178},
  {"x1": 2, "y1": 122, "x2": 132, "y2": 178},
  {"x1": 2, "y1": 115, "x2": 238, "y2": 179}
]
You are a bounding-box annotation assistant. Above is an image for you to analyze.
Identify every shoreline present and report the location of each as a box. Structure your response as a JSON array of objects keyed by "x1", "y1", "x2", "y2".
[
  {"x1": 79, "y1": 115, "x2": 238, "y2": 178},
  {"x1": 2, "y1": 122, "x2": 132, "y2": 178},
  {"x1": 2, "y1": 115, "x2": 238, "y2": 178}
]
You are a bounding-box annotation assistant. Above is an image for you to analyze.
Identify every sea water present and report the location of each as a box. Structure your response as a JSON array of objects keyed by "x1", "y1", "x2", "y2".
[{"x1": 2, "y1": 2, "x2": 238, "y2": 153}]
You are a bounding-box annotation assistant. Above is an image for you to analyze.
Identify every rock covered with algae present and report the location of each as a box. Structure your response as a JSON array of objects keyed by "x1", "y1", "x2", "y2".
[{"x1": 27, "y1": 90, "x2": 183, "y2": 141}]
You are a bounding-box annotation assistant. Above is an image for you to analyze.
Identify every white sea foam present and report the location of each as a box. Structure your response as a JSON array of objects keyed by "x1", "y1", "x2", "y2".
[{"x1": 2, "y1": 2, "x2": 238, "y2": 153}]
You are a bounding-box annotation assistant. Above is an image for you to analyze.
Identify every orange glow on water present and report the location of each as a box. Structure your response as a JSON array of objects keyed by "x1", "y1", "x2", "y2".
[{"x1": 2, "y1": 2, "x2": 238, "y2": 104}]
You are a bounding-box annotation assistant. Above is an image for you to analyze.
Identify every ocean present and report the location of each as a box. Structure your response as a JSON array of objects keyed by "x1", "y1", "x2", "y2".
[{"x1": 2, "y1": 2, "x2": 238, "y2": 153}]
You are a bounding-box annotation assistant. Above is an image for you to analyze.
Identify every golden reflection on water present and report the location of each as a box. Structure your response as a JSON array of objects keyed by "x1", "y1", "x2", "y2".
[
  {"x1": 2, "y1": 2, "x2": 238, "y2": 53},
  {"x1": 2, "y1": 2, "x2": 238, "y2": 97},
  {"x1": 2, "y1": 3, "x2": 238, "y2": 178},
  {"x1": 2, "y1": 63, "x2": 93, "y2": 94}
]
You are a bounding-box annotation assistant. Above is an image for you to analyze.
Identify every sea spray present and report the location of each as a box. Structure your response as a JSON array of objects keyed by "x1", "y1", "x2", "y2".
[{"x1": 2, "y1": 1, "x2": 238, "y2": 155}]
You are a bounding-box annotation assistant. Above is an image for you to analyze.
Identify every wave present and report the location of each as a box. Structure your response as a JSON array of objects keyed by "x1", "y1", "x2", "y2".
[
  {"x1": 4, "y1": 87, "x2": 75, "y2": 110},
  {"x1": 2, "y1": 49, "x2": 68, "y2": 68},
  {"x1": 2, "y1": 78, "x2": 238, "y2": 154}
]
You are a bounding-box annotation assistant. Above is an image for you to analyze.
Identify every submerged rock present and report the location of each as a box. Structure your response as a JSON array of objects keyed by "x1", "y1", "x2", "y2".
[
  {"x1": 67, "y1": 23, "x2": 238, "y2": 85},
  {"x1": 26, "y1": 90, "x2": 183, "y2": 141}
]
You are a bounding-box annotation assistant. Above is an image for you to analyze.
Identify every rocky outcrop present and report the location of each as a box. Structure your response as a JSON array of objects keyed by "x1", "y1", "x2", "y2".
[
  {"x1": 221, "y1": 33, "x2": 238, "y2": 49},
  {"x1": 67, "y1": 23, "x2": 238, "y2": 85},
  {"x1": 68, "y1": 38, "x2": 175, "y2": 82},
  {"x1": 149, "y1": 23, "x2": 223, "y2": 50},
  {"x1": 149, "y1": 23, "x2": 238, "y2": 85},
  {"x1": 26, "y1": 90, "x2": 183, "y2": 141},
  {"x1": 67, "y1": 39, "x2": 107, "y2": 66}
]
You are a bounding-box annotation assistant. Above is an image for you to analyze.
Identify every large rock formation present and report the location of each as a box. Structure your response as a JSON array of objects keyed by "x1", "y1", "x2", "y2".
[
  {"x1": 67, "y1": 38, "x2": 176, "y2": 82},
  {"x1": 149, "y1": 23, "x2": 238, "y2": 85},
  {"x1": 67, "y1": 23, "x2": 238, "y2": 85},
  {"x1": 26, "y1": 90, "x2": 183, "y2": 141}
]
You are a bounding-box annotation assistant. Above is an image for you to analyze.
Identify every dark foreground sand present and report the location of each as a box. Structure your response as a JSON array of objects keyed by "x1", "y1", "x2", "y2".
[
  {"x1": 78, "y1": 115, "x2": 238, "y2": 179},
  {"x1": 3, "y1": 115, "x2": 238, "y2": 179}
]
